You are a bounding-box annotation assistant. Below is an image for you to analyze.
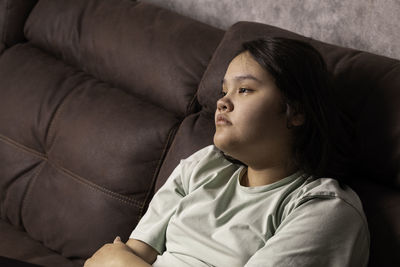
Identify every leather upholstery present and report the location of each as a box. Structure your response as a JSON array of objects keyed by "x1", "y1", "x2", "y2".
[
  {"x1": 197, "y1": 22, "x2": 400, "y2": 267},
  {"x1": 0, "y1": 0, "x2": 222, "y2": 265},
  {"x1": 0, "y1": 0, "x2": 398, "y2": 266},
  {"x1": 0, "y1": 0, "x2": 38, "y2": 47}
]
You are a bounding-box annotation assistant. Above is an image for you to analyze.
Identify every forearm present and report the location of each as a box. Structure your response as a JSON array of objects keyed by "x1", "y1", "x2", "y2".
[
  {"x1": 126, "y1": 238, "x2": 158, "y2": 264},
  {"x1": 122, "y1": 251, "x2": 153, "y2": 267},
  {"x1": 84, "y1": 237, "x2": 154, "y2": 267}
]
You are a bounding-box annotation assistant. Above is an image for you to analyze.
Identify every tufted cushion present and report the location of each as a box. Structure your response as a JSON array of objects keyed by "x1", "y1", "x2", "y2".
[
  {"x1": 0, "y1": 42, "x2": 179, "y2": 258},
  {"x1": 0, "y1": 0, "x2": 223, "y2": 261},
  {"x1": 1, "y1": 0, "x2": 398, "y2": 266},
  {"x1": 0, "y1": 220, "x2": 79, "y2": 266},
  {"x1": 24, "y1": 0, "x2": 223, "y2": 116}
]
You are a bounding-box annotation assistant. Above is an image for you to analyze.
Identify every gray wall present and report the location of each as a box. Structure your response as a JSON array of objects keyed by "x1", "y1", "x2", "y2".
[{"x1": 142, "y1": 0, "x2": 400, "y2": 60}]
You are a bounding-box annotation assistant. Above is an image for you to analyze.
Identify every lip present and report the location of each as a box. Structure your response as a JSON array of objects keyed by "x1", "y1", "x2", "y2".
[{"x1": 216, "y1": 114, "x2": 232, "y2": 126}]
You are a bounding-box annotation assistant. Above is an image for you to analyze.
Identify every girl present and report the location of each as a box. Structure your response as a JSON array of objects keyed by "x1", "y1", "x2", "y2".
[{"x1": 85, "y1": 37, "x2": 369, "y2": 267}]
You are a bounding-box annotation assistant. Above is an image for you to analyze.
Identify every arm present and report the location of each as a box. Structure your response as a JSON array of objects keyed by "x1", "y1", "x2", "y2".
[
  {"x1": 244, "y1": 197, "x2": 370, "y2": 267},
  {"x1": 126, "y1": 238, "x2": 159, "y2": 264},
  {"x1": 84, "y1": 159, "x2": 189, "y2": 267},
  {"x1": 84, "y1": 237, "x2": 153, "y2": 267},
  {"x1": 128, "y1": 157, "x2": 190, "y2": 255}
]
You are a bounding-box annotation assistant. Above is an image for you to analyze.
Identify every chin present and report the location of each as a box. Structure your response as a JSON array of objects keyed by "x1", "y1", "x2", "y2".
[
  {"x1": 213, "y1": 134, "x2": 240, "y2": 159},
  {"x1": 213, "y1": 132, "x2": 229, "y2": 149}
]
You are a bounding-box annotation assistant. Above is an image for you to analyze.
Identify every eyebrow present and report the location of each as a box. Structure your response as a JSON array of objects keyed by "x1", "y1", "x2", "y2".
[{"x1": 221, "y1": 75, "x2": 262, "y2": 85}]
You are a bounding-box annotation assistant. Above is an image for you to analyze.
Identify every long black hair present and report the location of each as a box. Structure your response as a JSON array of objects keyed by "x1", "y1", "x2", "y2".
[{"x1": 224, "y1": 37, "x2": 351, "y2": 181}]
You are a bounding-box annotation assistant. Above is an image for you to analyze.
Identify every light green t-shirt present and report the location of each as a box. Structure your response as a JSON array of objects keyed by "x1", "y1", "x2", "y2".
[{"x1": 130, "y1": 145, "x2": 370, "y2": 267}]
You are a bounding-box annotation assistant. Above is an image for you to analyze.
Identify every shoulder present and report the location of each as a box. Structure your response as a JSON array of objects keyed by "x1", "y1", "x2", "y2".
[
  {"x1": 297, "y1": 177, "x2": 365, "y2": 216},
  {"x1": 279, "y1": 177, "x2": 370, "y2": 253},
  {"x1": 263, "y1": 177, "x2": 370, "y2": 267},
  {"x1": 283, "y1": 177, "x2": 369, "y2": 233}
]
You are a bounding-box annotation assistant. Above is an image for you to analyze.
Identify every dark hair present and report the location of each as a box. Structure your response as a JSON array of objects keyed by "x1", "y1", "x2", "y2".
[{"x1": 225, "y1": 37, "x2": 351, "y2": 181}]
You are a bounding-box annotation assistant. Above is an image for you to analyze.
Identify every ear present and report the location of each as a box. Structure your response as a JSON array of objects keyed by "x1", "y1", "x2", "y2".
[
  {"x1": 286, "y1": 103, "x2": 305, "y2": 127},
  {"x1": 290, "y1": 112, "x2": 305, "y2": 126}
]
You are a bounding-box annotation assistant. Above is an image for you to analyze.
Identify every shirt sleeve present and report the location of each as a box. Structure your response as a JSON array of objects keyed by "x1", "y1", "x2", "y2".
[
  {"x1": 244, "y1": 197, "x2": 370, "y2": 267},
  {"x1": 129, "y1": 160, "x2": 187, "y2": 255}
]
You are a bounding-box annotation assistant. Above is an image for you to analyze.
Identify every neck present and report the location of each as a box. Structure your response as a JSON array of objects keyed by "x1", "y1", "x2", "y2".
[{"x1": 241, "y1": 163, "x2": 298, "y2": 187}]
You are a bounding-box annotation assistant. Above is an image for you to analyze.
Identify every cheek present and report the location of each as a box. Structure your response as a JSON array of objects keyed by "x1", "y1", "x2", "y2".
[
  {"x1": 213, "y1": 98, "x2": 287, "y2": 151},
  {"x1": 237, "y1": 103, "x2": 287, "y2": 139},
  {"x1": 236, "y1": 102, "x2": 270, "y2": 127}
]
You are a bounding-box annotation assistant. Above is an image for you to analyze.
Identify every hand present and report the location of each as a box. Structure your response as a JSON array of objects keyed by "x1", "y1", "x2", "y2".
[{"x1": 84, "y1": 236, "x2": 137, "y2": 267}]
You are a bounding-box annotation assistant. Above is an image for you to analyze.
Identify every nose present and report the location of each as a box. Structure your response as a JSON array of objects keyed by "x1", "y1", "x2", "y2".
[{"x1": 217, "y1": 96, "x2": 233, "y2": 112}]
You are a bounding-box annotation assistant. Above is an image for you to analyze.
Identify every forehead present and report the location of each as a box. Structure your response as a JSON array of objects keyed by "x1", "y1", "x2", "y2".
[{"x1": 224, "y1": 51, "x2": 271, "y2": 83}]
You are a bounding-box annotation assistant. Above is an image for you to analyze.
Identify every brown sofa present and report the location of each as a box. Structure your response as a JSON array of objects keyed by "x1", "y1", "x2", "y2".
[{"x1": 0, "y1": 0, "x2": 399, "y2": 266}]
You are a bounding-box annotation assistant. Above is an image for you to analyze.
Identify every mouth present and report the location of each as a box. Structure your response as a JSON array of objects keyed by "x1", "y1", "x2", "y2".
[{"x1": 216, "y1": 114, "x2": 232, "y2": 126}]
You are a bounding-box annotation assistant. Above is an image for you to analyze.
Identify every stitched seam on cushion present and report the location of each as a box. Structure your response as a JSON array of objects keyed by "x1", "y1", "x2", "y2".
[
  {"x1": 0, "y1": 134, "x2": 47, "y2": 159},
  {"x1": 20, "y1": 161, "x2": 46, "y2": 228},
  {"x1": 39, "y1": 81, "x2": 147, "y2": 207},
  {"x1": 45, "y1": 84, "x2": 81, "y2": 155},
  {"x1": 49, "y1": 160, "x2": 142, "y2": 208},
  {"x1": 136, "y1": 122, "x2": 180, "y2": 224},
  {"x1": 0, "y1": 134, "x2": 143, "y2": 208}
]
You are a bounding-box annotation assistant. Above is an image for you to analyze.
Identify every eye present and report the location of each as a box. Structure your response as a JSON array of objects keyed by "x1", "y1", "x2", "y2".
[
  {"x1": 220, "y1": 91, "x2": 227, "y2": 97},
  {"x1": 238, "y1": 88, "x2": 252, "y2": 94}
]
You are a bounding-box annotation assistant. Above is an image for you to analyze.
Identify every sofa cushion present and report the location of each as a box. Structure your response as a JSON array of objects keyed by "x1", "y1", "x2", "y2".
[
  {"x1": 24, "y1": 0, "x2": 223, "y2": 116},
  {"x1": 0, "y1": 0, "x2": 37, "y2": 47},
  {"x1": 0, "y1": 219, "x2": 80, "y2": 266},
  {"x1": 0, "y1": 42, "x2": 179, "y2": 259},
  {"x1": 1, "y1": 0, "x2": 224, "y2": 261},
  {"x1": 349, "y1": 181, "x2": 400, "y2": 267}
]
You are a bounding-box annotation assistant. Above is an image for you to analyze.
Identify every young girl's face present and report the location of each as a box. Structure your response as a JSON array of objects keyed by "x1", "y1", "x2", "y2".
[{"x1": 214, "y1": 51, "x2": 301, "y2": 167}]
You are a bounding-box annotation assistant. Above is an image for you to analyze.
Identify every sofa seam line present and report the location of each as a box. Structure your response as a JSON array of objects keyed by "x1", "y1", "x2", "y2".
[
  {"x1": 48, "y1": 160, "x2": 143, "y2": 208},
  {"x1": 0, "y1": 134, "x2": 47, "y2": 159},
  {"x1": 0, "y1": 135, "x2": 142, "y2": 208},
  {"x1": 45, "y1": 83, "x2": 81, "y2": 155},
  {"x1": 20, "y1": 161, "x2": 46, "y2": 228}
]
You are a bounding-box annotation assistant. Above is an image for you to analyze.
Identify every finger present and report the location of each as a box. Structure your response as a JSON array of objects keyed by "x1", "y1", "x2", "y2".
[
  {"x1": 84, "y1": 258, "x2": 91, "y2": 266},
  {"x1": 113, "y1": 236, "x2": 122, "y2": 243}
]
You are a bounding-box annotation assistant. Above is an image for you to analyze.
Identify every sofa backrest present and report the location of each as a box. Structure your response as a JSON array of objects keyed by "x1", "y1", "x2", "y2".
[
  {"x1": 0, "y1": 0, "x2": 398, "y2": 266},
  {"x1": 164, "y1": 21, "x2": 400, "y2": 267},
  {"x1": 0, "y1": 0, "x2": 223, "y2": 259}
]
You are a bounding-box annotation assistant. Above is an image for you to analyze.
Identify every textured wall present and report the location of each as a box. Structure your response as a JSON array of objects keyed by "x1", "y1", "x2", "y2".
[{"x1": 141, "y1": 0, "x2": 400, "y2": 60}]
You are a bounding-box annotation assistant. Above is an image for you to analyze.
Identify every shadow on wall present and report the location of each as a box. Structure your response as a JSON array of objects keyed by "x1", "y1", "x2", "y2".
[{"x1": 141, "y1": 0, "x2": 400, "y2": 60}]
